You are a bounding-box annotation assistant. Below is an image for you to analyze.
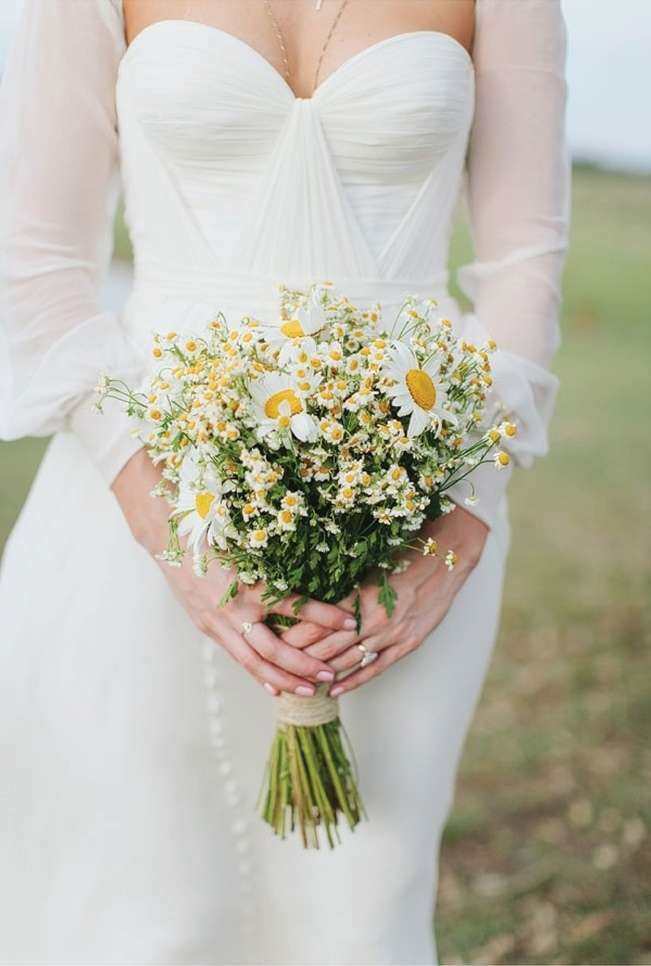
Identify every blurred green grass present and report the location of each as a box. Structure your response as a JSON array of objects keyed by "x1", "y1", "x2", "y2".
[
  {"x1": 1, "y1": 165, "x2": 649, "y2": 965},
  {"x1": 437, "y1": 165, "x2": 651, "y2": 965}
]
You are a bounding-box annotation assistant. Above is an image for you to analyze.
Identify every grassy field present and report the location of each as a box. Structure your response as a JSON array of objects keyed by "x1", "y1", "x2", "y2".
[
  {"x1": 437, "y1": 166, "x2": 651, "y2": 965},
  {"x1": 1, "y1": 165, "x2": 649, "y2": 964}
]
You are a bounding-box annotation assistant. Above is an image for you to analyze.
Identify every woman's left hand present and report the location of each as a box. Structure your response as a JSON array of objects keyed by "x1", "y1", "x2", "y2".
[{"x1": 279, "y1": 504, "x2": 489, "y2": 695}]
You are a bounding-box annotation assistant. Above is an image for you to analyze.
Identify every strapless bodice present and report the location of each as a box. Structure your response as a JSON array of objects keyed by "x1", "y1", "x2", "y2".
[{"x1": 115, "y1": 22, "x2": 475, "y2": 333}]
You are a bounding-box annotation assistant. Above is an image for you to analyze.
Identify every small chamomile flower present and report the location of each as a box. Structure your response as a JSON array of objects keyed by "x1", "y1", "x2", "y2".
[{"x1": 444, "y1": 549, "x2": 458, "y2": 571}]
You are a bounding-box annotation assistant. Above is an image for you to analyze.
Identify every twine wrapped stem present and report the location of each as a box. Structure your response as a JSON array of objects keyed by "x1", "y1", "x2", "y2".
[
  {"x1": 258, "y1": 683, "x2": 366, "y2": 848},
  {"x1": 275, "y1": 684, "x2": 339, "y2": 726}
]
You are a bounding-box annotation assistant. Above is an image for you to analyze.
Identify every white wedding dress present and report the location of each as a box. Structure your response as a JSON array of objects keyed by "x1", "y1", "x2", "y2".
[{"x1": 0, "y1": 2, "x2": 570, "y2": 963}]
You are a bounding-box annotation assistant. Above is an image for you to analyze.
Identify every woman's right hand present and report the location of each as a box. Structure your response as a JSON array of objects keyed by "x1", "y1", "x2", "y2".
[{"x1": 111, "y1": 448, "x2": 356, "y2": 696}]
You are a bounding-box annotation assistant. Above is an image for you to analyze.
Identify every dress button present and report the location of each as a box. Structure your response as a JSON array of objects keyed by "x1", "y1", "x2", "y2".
[{"x1": 203, "y1": 668, "x2": 218, "y2": 687}]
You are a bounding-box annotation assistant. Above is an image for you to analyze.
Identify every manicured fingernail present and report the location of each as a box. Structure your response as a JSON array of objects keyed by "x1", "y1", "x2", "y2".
[
  {"x1": 330, "y1": 685, "x2": 344, "y2": 697},
  {"x1": 264, "y1": 682, "x2": 278, "y2": 695},
  {"x1": 317, "y1": 669, "x2": 335, "y2": 682},
  {"x1": 295, "y1": 685, "x2": 315, "y2": 696},
  {"x1": 344, "y1": 618, "x2": 357, "y2": 629}
]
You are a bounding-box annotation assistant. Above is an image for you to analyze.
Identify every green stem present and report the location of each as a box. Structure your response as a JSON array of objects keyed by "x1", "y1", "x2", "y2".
[
  {"x1": 297, "y1": 728, "x2": 337, "y2": 849},
  {"x1": 286, "y1": 726, "x2": 308, "y2": 848},
  {"x1": 316, "y1": 724, "x2": 357, "y2": 831}
]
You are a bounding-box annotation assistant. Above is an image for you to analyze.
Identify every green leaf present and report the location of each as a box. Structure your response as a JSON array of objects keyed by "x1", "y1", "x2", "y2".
[
  {"x1": 292, "y1": 594, "x2": 310, "y2": 616},
  {"x1": 377, "y1": 572, "x2": 398, "y2": 618},
  {"x1": 353, "y1": 588, "x2": 362, "y2": 634},
  {"x1": 218, "y1": 578, "x2": 240, "y2": 608}
]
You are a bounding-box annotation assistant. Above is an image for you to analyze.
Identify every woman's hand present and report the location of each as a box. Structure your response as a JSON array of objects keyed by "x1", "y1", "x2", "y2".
[
  {"x1": 280, "y1": 504, "x2": 489, "y2": 695},
  {"x1": 111, "y1": 448, "x2": 356, "y2": 696}
]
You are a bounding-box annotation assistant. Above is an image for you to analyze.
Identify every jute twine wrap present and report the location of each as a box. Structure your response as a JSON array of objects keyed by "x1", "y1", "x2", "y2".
[{"x1": 275, "y1": 684, "x2": 340, "y2": 727}]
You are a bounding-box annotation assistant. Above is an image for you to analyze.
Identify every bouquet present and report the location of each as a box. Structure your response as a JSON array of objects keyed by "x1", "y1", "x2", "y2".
[{"x1": 97, "y1": 280, "x2": 516, "y2": 849}]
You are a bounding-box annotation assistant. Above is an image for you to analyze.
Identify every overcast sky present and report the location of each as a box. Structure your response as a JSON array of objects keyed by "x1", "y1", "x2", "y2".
[{"x1": 1, "y1": 0, "x2": 649, "y2": 172}]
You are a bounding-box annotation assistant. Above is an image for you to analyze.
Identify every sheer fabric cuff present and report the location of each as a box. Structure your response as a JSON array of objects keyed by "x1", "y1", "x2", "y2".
[
  {"x1": 446, "y1": 457, "x2": 512, "y2": 531},
  {"x1": 68, "y1": 390, "x2": 146, "y2": 486},
  {"x1": 444, "y1": 310, "x2": 559, "y2": 531}
]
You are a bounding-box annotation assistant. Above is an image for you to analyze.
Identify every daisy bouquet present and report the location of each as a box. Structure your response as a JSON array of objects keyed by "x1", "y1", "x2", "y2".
[{"x1": 97, "y1": 280, "x2": 515, "y2": 849}]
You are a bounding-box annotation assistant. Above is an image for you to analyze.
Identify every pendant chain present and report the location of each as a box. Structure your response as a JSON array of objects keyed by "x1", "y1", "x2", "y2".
[{"x1": 263, "y1": 0, "x2": 350, "y2": 96}]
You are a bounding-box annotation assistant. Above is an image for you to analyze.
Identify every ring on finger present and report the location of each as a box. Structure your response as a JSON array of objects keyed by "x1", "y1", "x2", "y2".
[
  {"x1": 357, "y1": 642, "x2": 379, "y2": 668},
  {"x1": 241, "y1": 620, "x2": 257, "y2": 638}
]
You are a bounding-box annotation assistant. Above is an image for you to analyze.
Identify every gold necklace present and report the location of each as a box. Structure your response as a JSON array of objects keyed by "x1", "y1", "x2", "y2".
[{"x1": 263, "y1": 0, "x2": 350, "y2": 96}]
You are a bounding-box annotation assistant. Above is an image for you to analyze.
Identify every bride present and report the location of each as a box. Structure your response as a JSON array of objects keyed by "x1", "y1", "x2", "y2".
[{"x1": 0, "y1": 1, "x2": 570, "y2": 963}]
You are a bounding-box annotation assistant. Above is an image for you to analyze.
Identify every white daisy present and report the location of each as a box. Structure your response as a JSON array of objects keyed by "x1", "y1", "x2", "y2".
[
  {"x1": 249, "y1": 372, "x2": 318, "y2": 442},
  {"x1": 174, "y1": 454, "x2": 231, "y2": 553},
  {"x1": 382, "y1": 341, "x2": 458, "y2": 437},
  {"x1": 261, "y1": 287, "x2": 328, "y2": 366}
]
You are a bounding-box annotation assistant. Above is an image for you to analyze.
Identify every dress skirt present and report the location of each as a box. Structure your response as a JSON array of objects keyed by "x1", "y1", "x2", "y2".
[{"x1": 0, "y1": 425, "x2": 510, "y2": 965}]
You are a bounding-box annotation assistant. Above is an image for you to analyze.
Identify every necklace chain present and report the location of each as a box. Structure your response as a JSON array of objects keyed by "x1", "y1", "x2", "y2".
[{"x1": 263, "y1": 0, "x2": 350, "y2": 96}]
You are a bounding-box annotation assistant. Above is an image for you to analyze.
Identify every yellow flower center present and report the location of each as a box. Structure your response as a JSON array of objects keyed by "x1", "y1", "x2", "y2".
[
  {"x1": 405, "y1": 368, "x2": 437, "y2": 410},
  {"x1": 280, "y1": 319, "x2": 305, "y2": 339},
  {"x1": 279, "y1": 510, "x2": 294, "y2": 524},
  {"x1": 264, "y1": 389, "x2": 302, "y2": 419},
  {"x1": 195, "y1": 492, "x2": 215, "y2": 519}
]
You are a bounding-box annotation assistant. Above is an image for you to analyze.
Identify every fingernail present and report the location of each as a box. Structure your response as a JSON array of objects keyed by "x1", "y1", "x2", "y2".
[
  {"x1": 343, "y1": 618, "x2": 357, "y2": 630},
  {"x1": 317, "y1": 669, "x2": 335, "y2": 682},
  {"x1": 330, "y1": 685, "x2": 344, "y2": 697},
  {"x1": 264, "y1": 682, "x2": 278, "y2": 696},
  {"x1": 295, "y1": 685, "x2": 315, "y2": 696}
]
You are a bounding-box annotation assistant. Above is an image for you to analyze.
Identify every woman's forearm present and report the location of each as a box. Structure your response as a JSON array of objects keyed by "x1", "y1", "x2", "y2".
[{"x1": 111, "y1": 447, "x2": 170, "y2": 555}]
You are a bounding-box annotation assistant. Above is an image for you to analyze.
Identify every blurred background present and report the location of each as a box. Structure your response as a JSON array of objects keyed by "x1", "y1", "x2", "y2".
[{"x1": 1, "y1": 3, "x2": 649, "y2": 964}]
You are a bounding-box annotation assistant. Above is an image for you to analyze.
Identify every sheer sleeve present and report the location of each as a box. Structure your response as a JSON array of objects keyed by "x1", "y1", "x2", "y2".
[
  {"x1": 446, "y1": 0, "x2": 571, "y2": 530},
  {"x1": 0, "y1": 0, "x2": 146, "y2": 485}
]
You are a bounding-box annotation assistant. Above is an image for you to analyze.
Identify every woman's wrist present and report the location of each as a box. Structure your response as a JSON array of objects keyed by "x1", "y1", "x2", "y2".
[
  {"x1": 111, "y1": 447, "x2": 170, "y2": 555},
  {"x1": 414, "y1": 505, "x2": 489, "y2": 579}
]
